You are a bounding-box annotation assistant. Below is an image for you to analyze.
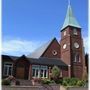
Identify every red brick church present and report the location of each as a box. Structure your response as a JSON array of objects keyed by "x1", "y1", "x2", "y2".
[{"x1": 2, "y1": 4, "x2": 86, "y2": 80}]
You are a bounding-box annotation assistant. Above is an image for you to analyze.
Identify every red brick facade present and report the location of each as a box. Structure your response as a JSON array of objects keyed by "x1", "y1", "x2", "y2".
[
  {"x1": 60, "y1": 26, "x2": 85, "y2": 79},
  {"x1": 42, "y1": 39, "x2": 61, "y2": 58}
]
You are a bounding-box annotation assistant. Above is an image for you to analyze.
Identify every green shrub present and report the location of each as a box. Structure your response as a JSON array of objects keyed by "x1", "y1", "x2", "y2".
[
  {"x1": 62, "y1": 78, "x2": 86, "y2": 87},
  {"x1": 54, "y1": 77, "x2": 63, "y2": 84},
  {"x1": 41, "y1": 79, "x2": 51, "y2": 84},
  {"x1": 68, "y1": 78, "x2": 78, "y2": 86},
  {"x1": 62, "y1": 77, "x2": 70, "y2": 86},
  {"x1": 76, "y1": 80, "x2": 85, "y2": 87},
  {"x1": 41, "y1": 79, "x2": 53, "y2": 85},
  {"x1": 62, "y1": 78, "x2": 79, "y2": 86},
  {"x1": 2, "y1": 79, "x2": 11, "y2": 85},
  {"x1": 62, "y1": 80, "x2": 68, "y2": 86},
  {"x1": 50, "y1": 80, "x2": 55, "y2": 83}
]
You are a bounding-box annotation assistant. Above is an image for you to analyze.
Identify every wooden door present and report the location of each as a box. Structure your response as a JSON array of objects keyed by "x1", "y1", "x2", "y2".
[{"x1": 16, "y1": 67, "x2": 25, "y2": 79}]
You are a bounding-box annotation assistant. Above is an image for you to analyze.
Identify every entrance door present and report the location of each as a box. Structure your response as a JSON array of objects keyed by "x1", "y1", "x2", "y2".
[{"x1": 16, "y1": 67, "x2": 25, "y2": 79}]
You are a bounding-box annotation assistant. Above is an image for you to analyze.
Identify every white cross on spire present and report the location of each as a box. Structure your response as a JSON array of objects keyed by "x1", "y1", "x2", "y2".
[{"x1": 68, "y1": 0, "x2": 71, "y2": 6}]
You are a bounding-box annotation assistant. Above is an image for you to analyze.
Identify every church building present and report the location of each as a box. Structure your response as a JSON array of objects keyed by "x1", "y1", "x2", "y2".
[{"x1": 2, "y1": 3, "x2": 86, "y2": 80}]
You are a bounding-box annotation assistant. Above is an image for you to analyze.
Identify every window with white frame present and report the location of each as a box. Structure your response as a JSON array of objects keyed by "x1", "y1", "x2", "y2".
[
  {"x1": 3, "y1": 62, "x2": 13, "y2": 76},
  {"x1": 63, "y1": 31, "x2": 66, "y2": 36},
  {"x1": 73, "y1": 28, "x2": 78, "y2": 35},
  {"x1": 74, "y1": 53, "x2": 80, "y2": 62},
  {"x1": 32, "y1": 65, "x2": 39, "y2": 78},
  {"x1": 32, "y1": 65, "x2": 48, "y2": 78},
  {"x1": 40, "y1": 66, "x2": 48, "y2": 78}
]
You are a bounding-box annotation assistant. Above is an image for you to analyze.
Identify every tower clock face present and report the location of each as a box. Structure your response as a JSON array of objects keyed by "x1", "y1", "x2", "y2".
[
  {"x1": 74, "y1": 42, "x2": 79, "y2": 48},
  {"x1": 63, "y1": 44, "x2": 67, "y2": 49}
]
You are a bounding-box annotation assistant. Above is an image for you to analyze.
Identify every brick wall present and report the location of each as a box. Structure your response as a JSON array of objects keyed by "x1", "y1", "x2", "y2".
[
  {"x1": 67, "y1": 87, "x2": 88, "y2": 90},
  {"x1": 2, "y1": 86, "x2": 88, "y2": 90}
]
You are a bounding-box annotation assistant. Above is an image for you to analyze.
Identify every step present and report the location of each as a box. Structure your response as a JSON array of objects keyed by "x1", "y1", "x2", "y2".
[{"x1": 16, "y1": 79, "x2": 32, "y2": 86}]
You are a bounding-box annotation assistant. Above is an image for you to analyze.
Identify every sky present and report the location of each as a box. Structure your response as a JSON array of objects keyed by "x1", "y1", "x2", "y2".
[{"x1": 2, "y1": 0, "x2": 88, "y2": 56}]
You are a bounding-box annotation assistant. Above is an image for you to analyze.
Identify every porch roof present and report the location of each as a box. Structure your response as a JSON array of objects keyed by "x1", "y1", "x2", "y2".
[
  {"x1": 27, "y1": 57, "x2": 67, "y2": 67},
  {"x1": 2, "y1": 55, "x2": 67, "y2": 67}
]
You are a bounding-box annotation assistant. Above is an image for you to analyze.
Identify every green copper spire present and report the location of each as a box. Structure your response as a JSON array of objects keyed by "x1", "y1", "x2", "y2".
[{"x1": 61, "y1": 4, "x2": 81, "y2": 30}]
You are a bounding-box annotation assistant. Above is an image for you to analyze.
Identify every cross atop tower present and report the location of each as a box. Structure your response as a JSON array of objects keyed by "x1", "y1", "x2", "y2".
[{"x1": 68, "y1": 0, "x2": 71, "y2": 6}]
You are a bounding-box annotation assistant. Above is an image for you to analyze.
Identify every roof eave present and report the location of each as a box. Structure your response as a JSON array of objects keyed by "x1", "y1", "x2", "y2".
[{"x1": 61, "y1": 25, "x2": 81, "y2": 31}]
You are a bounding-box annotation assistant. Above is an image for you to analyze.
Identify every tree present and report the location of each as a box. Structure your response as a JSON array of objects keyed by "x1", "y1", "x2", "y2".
[{"x1": 51, "y1": 66, "x2": 60, "y2": 80}]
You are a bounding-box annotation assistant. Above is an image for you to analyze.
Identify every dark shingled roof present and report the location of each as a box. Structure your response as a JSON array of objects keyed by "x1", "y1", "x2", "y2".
[
  {"x1": 2, "y1": 55, "x2": 19, "y2": 61},
  {"x1": 2, "y1": 55, "x2": 67, "y2": 67},
  {"x1": 27, "y1": 57, "x2": 67, "y2": 67},
  {"x1": 9, "y1": 56, "x2": 19, "y2": 60},
  {"x1": 27, "y1": 38, "x2": 59, "y2": 58}
]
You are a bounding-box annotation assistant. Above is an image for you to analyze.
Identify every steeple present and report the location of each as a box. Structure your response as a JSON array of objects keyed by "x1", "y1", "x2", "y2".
[{"x1": 61, "y1": 1, "x2": 81, "y2": 30}]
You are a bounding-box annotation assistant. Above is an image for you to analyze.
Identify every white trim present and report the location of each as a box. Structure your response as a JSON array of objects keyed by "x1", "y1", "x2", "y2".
[
  {"x1": 52, "y1": 50, "x2": 57, "y2": 55},
  {"x1": 32, "y1": 65, "x2": 48, "y2": 78},
  {"x1": 3, "y1": 62, "x2": 13, "y2": 76}
]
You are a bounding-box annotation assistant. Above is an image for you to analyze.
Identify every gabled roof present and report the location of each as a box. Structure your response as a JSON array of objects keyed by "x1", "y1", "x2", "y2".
[
  {"x1": 61, "y1": 4, "x2": 81, "y2": 30},
  {"x1": 27, "y1": 38, "x2": 59, "y2": 58}
]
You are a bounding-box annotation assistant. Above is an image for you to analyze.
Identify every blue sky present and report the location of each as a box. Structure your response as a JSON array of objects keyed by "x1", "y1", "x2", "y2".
[{"x1": 2, "y1": 0, "x2": 88, "y2": 56}]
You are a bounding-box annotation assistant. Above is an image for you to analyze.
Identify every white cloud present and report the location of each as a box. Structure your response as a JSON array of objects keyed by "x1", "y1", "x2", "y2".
[
  {"x1": 2, "y1": 39, "x2": 44, "y2": 56},
  {"x1": 83, "y1": 37, "x2": 88, "y2": 53},
  {"x1": 2, "y1": 37, "x2": 88, "y2": 56}
]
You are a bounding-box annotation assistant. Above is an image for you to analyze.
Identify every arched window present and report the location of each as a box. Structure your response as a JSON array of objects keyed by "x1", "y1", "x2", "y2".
[
  {"x1": 73, "y1": 28, "x2": 78, "y2": 35},
  {"x1": 64, "y1": 31, "x2": 66, "y2": 36},
  {"x1": 74, "y1": 53, "x2": 80, "y2": 62}
]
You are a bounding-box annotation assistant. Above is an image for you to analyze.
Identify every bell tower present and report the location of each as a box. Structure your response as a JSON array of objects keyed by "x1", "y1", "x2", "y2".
[{"x1": 60, "y1": 3, "x2": 85, "y2": 79}]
